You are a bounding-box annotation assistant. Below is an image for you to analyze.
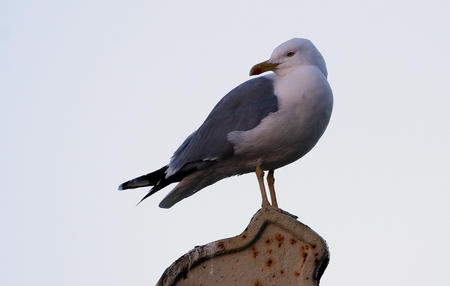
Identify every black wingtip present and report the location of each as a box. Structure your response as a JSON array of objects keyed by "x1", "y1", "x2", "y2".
[
  {"x1": 136, "y1": 196, "x2": 146, "y2": 206},
  {"x1": 118, "y1": 179, "x2": 138, "y2": 191},
  {"x1": 158, "y1": 202, "x2": 171, "y2": 209},
  {"x1": 118, "y1": 180, "x2": 134, "y2": 191},
  {"x1": 136, "y1": 186, "x2": 160, "y2": 206}
]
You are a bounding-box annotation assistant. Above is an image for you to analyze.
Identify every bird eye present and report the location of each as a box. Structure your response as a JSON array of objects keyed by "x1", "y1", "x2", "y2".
[{"x1": 286, "y1": 51, "x2": 295, "y2": 57}]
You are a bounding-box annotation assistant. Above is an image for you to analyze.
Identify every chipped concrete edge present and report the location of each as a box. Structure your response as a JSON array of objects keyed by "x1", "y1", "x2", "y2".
[{"x1": 156, "y1": 207, "x2": 329, "y2": 286}]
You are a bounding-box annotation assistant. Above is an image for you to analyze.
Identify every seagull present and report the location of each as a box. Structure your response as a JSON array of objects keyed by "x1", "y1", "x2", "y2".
[{"x1": 119, "y1": 38, "x2": 333, "y2": 209}]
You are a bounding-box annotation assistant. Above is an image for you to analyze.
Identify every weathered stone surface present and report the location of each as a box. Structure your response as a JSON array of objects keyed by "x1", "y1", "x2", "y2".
[{"x1": 156, "y1": 207, "x2": 329, "y2": 286}]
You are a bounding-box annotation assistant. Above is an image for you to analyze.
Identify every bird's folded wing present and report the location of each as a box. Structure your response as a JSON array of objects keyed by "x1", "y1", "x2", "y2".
[{"x1": 166, "y1": 76, "x2": 278, "y2": 177}]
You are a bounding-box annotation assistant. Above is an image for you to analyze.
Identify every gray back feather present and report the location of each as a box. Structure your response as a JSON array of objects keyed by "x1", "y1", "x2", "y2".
[{"x1": 167, "y1": 76, "x2": 278, "y2": 176}]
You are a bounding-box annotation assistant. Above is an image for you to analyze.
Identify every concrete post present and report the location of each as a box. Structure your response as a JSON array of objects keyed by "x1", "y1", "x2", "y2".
[{"x1": 156, "y1": 208, "x2": 329, "y2": 286}]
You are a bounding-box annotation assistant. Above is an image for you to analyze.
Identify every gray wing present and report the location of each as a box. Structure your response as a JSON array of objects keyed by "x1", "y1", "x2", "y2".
[{"x1": 166, "y1": 76, "x2": 278, "y2": 177}]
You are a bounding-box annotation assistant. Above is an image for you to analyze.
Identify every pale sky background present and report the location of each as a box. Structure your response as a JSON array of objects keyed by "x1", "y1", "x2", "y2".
[{"x1": 1, "y1": 0, "x2": 449, "y2": 285}]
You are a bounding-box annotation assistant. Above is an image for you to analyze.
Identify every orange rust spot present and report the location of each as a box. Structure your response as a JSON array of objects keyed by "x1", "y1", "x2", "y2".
[
  {"x1": 290, "y1": 238, "x2": 297, "y2": 245},
  {"x1": 272, "y1": 274, "x2": 276, "y2": 278},
  {"x1": 251, "y1": 246, "x2": 259, "y2": 258},
  {"x1": 217, "y1": 242, "x2": 225, "y2": 250},
  {"x1": 242, "y1": 235, "x2": 247, "y2": 239},
  {"x1": 305, "y1": 245, "x2": 309, "y2": 251},
  {"x1": 275, "y1": 233, "x2": 285, "y2": 242},
  {"x1": 266, "y1": 258, "x2": 273, "y2": 267},
  {"x1": 280, "y1": 270, "x2": 284, "y2": 275},
  {"x1": 265, "y1": 238, "x2": 271, "y2": 244},
  {"x1": 306, "y1": 277, "x2": 310, "y2": 280},
  {"x1": 294, "y1": 271, "x2": 300, "y2": 276},
  {"x1": 275, "y1": 234, "x2": 285, "y2": 248},
  {"x1": 254, "y1": 280, "x2": 262, "y2": 286}
]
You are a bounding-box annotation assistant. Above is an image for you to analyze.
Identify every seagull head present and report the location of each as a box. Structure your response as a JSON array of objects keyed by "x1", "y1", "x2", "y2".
[{"x1": 250, "y1": 38, "x2": 328, "y2": 78}]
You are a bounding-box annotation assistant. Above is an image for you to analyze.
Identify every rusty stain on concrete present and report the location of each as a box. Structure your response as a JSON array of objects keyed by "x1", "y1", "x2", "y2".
[{"x1": 156, "y1": 207, "x2": 329, "y2": 286}]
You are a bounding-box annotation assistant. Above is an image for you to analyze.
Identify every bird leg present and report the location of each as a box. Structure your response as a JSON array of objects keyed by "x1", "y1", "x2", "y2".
[
  {"x1": 255, "y1": 165, "x2": 270, "y2": 208},
  {"x1": 267, "y1": 170, "x2": 279, "y2": 208}
]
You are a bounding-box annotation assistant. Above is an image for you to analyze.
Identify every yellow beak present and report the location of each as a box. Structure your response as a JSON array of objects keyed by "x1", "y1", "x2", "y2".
[{"x1": 249, "y1": 60, "x2": 279, "y2": 76}]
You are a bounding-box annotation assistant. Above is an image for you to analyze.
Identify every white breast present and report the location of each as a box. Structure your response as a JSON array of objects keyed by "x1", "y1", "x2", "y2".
[
  {"x1": 228, "y1": 65, "x2": 333, "y2": 169},
  {"x1": 274, "y1": 65, "x2": 331, "y2": 110}
]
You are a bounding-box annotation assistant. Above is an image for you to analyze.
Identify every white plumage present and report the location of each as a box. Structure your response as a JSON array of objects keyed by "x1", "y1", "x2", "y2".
[{"x1": 119, "y1": 38, "x2": 333, "y2": 209}]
